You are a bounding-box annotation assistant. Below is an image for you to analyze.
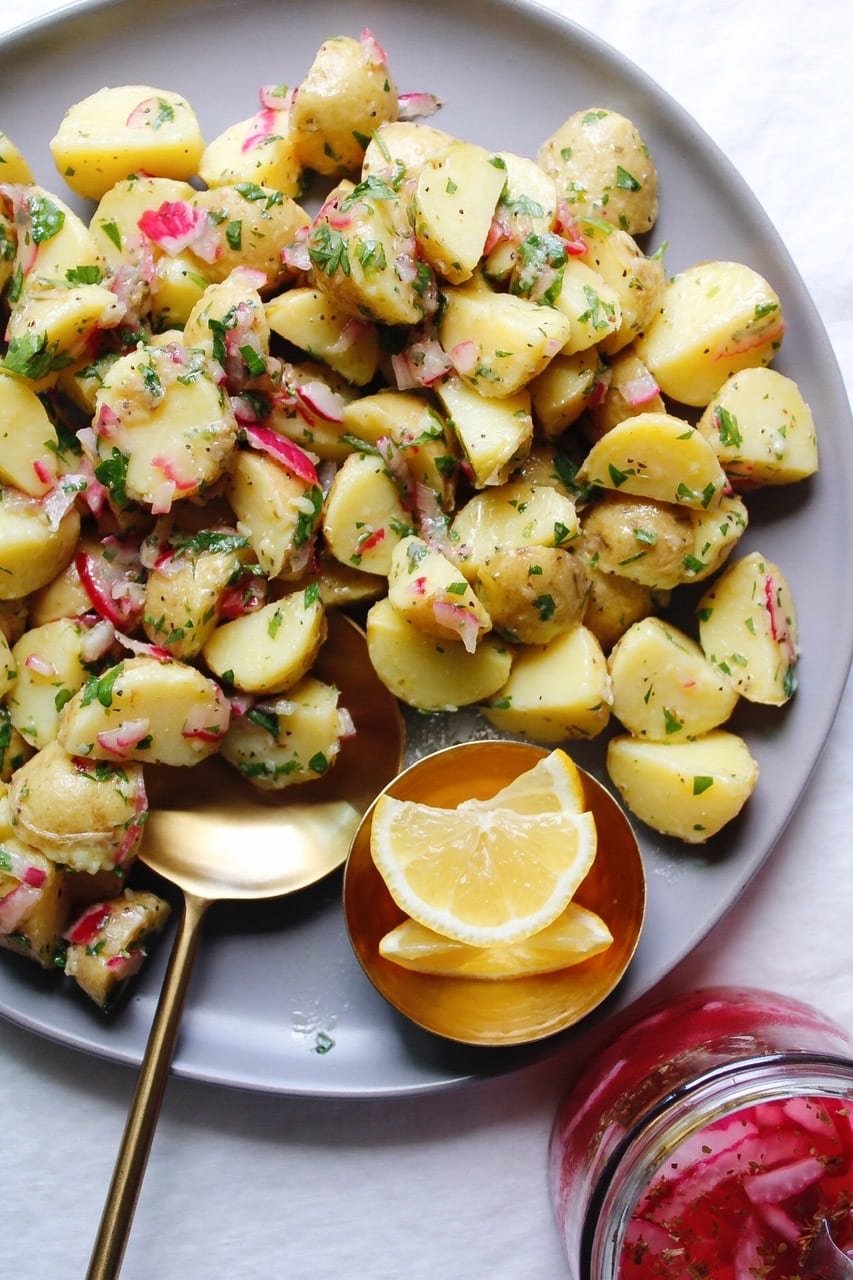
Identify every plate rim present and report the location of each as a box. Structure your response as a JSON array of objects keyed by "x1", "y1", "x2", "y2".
[{"x1": 1, "y1": 0, "x2": 852, "y2": 1098}]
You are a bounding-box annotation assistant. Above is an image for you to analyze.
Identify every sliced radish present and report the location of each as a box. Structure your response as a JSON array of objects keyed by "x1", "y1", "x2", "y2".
[
  {"x1": 65, "y1": 902, "x2": 112, "y2": 946},
  {"x1": 0, "y1": 882, "x2": 42, "y2": 934},
  {"x1": 241, "y1": 107, "x2": 279, "y2": 152},
  {"x1": 293, "y1": 380, "x2": 346, "y2": 424},
  {"x1": 431, "y1": 600, "x2": 480, "y2": 653},
  {"x1": 397, "y1": 91, "x2": 441, "y2": 120},
  {"x1": 243, "y1": 424, "x2": 320, "y2": 483},
  {"x1": 75, "y1": 545, "x2": 145, "y2": 629},
  {"x1": 181, "y1": 687, "x2": 230, "y2": 741},
  {"x1": 96, "y1": 718, "x2": 151, "y2": 757}
]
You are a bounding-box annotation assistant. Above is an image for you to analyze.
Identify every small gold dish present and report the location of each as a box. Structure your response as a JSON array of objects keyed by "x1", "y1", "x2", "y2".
[{"x1": 343, "y1": 739, "x2": 646, "y2": 1047}]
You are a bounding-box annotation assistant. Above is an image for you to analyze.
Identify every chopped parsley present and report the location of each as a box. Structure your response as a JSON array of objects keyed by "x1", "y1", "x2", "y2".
[
  {"x1": 81, "y1": 663, "x2": 125, "y2": 710},
  {"x1": 27, "y1": 193, "x2": 65, "y2": 243},
  {"x1": 308, "y1": 223, "x2": 351, "y2": 277},
  {"x1": 94, "y1": 448, "x2": 130, "y2": 507},
  {"x1": 1, "y1": 333, "x2": 72, "y2": 380}
]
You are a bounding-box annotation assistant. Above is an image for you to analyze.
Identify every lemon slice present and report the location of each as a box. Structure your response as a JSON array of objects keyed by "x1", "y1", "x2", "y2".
[
  {"x1": 378, "y1": 902, "x2": 613, "y2": 978},
  {"x1": 460, "y1": 747, "x2": 586, "y2": 816},
  {"x1": 370, "y1": 793, "x2": 598, "y2": 946}
]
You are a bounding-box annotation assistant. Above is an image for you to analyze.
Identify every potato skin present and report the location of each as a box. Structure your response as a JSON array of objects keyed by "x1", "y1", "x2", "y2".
[
  {"x1": 8, "y1": 740, "x2": 147, "y2": 873},
  {"x1": 290, "y1": 34, "x2": 399, "y2": 176},
  {"x1": 474, "y1": 546, "x2": 590, "y2": 644},
  {"x1": 581, "y1": 493, "x2": 695, "y2": 590},
  {"x1": 582, "y1": 568, "x2": 669, "y2": 653},
  {"x1": 537, "y1": 107, "x2": 658, "y2": 235}
]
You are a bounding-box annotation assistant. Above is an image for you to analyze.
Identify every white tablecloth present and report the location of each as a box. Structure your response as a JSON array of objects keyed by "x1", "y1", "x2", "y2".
[{"x1": 1, "y1": 2, "x2": 851, "y2": 1276}]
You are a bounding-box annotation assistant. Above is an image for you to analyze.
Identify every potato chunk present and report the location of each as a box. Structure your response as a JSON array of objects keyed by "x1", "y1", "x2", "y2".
[
  {"x1": 199, "y1": 106, "x2": 303, "y2": 198},
  {"x1": 582, "y1": 569, "x2": 668, "y2": 653},
  {"x1": 577, "y1": 411, "x2": 728, "y2": 510},
  {"x1": 366, "y1": 596, "x2": 513, "y2": 712},
  {"x1": 697, "y1": 367, "x2": 818, "y2": 487},
  {"x1": 435, "y1": 377, "x2": 533, "y2": 488},
  {"x1": 577, "y1": 224, "x2": 665, "y2": 355},
  {"x1": 64, "y1": 889, "x2": 171, "y2": 1009},
  {"x1": 50, "y1": 85, "x2": 205, "y2": 201},
  {"x1": 202, "y1": 589, "x2": 326, "y2": 696},
  {"x1": 322, "y1": 451, "x2": 414, "y2": 575},
  {"x1": 529, "y1": 348, "x2": 606, "y2": 437},
  {"x1": 290, "y1": 33, "x2": 399, "y2": 176},
  {"x1": 142, "y1": 530, "x2": 257, "y2": 660},
  {"x1": 607, "y1": 731, "x2": 759, "y2": 843},
  {"x1": 8, "y1": 741, "x2": 147, "y2": 874},
  {"x1": 5, "y1": 285, "x2": 125, "y2": 381},
  {"x1": 550, "y1": 258, "x2": 621, "y2": 354},
  {"x1": 361, "y1": 120, "x2": 454, "y2": 184},
  {"x1": 697, "y1": 551, "x2": 798, "y2": 705},
  {"x1": 387, "y1": 536, "x2": 491, "y2": 649},
  {"x1": 265, "y1": 287, "x2": 380, "y2": 387},
  {"x1": 482, "y1": 624, "x2": 612, "y2": 741},
  {"x1": 413, "y1": 140, "x2": 506, "y2": 285},
  {"x1": 220, "y1": 675, "x2": 347, "y2": 790},
  {"x1": 0, "y1": 838, "x2": 70, "y2": 968},
  {"x1": 0, "y1": 130, "x2": 33, "y2": 184},
  {"x1": 439, "y1": 285, "x2": 571, "y2": 397},
  {"x1": 451, "y1": 478, "x2": 579, "y2": 581},
  {"x1": 537, "y1": 108, "x2": 658, "y2": 235},
  {"x1": 306, "y1": 178, "x2": 428, "y2": 327},
  {"x1": 58, "y1": 656, "x2": 230, "y2": 765},
  {"x1": 585, "y1": 347, "x2": 665, "y2": 438},
  {"x1": 0, "y1": 372, "x2": 60, "y2": 498},
  {"x1": 608, "y1": 618, "x2": 739, "y2": 741},
  {"x1": 0, "y1": 496, "x2": 80, "y2": 601},
  {"x1": 474, "y1": 545, "x2": 590, "y2": 645},
  {"x1": 580, "y1": 493, "x2": 695, "y2": 591},
  {"x1": 189, "y1": 185, "x2": 308, "y2": 291},
  {"x1": 635, "y1": 261, "x2": 785, "y2": 407},
  {"x1": 481, "y1": 151, "x2": 559, "y2": 282},
  {"x1": 227, "y1": 448, "x2": 322, "y2": 580},
  {"x1": 341, "y1": 390, "x2": 459, "y2": 510},
  {"x1": 8, "y1": 618, "x2": 90, "y2": 749},
  {"x1": 9, "y1": 185, "x2": 101, "y2": 296},
  {"x1": 92, "y1": 342, "x2": 238, "y2": 511}
]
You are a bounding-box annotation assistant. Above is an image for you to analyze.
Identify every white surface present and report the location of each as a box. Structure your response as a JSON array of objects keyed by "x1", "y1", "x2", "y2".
[{"x1": 1, "y1": 2, "x2": 852, "y2": 1277}]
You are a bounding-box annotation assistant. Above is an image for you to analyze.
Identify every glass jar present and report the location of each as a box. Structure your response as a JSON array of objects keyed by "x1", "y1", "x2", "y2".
[{"x1": 549, "y1": 986, "x2": 853, "y2": 1279}]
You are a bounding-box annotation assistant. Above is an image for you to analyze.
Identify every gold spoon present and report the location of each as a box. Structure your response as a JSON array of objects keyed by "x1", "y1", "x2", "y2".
[
  {"x1": 86, "y1": 611, "x2": 404, "y2": 1280},
  {"x1": 344, "y1": 739, "x2": 645, "y2": 1047}
]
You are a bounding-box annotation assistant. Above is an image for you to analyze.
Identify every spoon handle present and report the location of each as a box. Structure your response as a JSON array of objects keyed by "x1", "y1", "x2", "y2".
[{"x1": 86, "y1": 888, "x2": 210, "y2": 1280}]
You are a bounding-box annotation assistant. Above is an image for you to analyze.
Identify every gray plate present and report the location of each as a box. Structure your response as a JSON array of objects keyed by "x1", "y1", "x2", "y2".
[{"x1": 0, "y1": 0, "x2": 851, "y2": 1098}]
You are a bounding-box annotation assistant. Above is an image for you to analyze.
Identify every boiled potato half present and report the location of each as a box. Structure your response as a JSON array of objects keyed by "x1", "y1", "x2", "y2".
[
  {"x1": 697, "y1": 550, "x2": 798, "y2": 705},
  {"x1": 482, "y1": 624, "x2": 612, "y2": 741},
  {"x1": 607, "y1": 730, "x2": 759, "y2": 843},
  {"x1": 608, "y1": 617, "x2": 739, "y2": 741},
  {"x1": 635, "y1": 261, "x2": 785, "y2": 407},
  {"x1": 50, "y1": 85, "x2": 205, "y2": 201},
  {"x1": 697, "y1": 367, "x2": 818, "y2": 488},
  {"x1": 366, "y1": 596, "x2": 513, "y2": 712},
  {"x1": 577, "y1": 411, "x2": 728, "y2": 510},
  {"x1": 202, "y1": 589, "x2": 326, "y2": 696},
  {"x1": 57, "y1": 656, "x2": 230, "y2": 765}
]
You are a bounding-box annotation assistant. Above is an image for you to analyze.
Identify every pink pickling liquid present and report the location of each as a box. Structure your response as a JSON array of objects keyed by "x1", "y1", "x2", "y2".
[{"x1": 549, "y1": 987, "x2": 853, "y2": 1279}]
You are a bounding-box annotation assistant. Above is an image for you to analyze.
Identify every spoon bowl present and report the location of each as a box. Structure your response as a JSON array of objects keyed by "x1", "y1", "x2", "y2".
[
  {"x1": 343, "y1": 739, "x2": 646, "y2": 1048},
  {"x1": 87, "y1": 611, "x2": 404, "y2": 1279}
]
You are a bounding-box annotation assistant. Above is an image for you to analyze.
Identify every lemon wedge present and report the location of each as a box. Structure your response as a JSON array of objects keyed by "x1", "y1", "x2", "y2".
[
  {"x1": 460, "y1": 746, "x2": 586, "y2": 816},
  {"x1": 369, "y1": 787, "x2": 598, "y2": 947},
  {"x1": 378, "y1": 902, "x2": 613, "y2": 978}
]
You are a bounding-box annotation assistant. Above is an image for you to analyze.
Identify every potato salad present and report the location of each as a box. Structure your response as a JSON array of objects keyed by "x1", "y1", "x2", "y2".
[{"x1": 0, "y1": 28, "x2": 816, "y2": 1007}]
